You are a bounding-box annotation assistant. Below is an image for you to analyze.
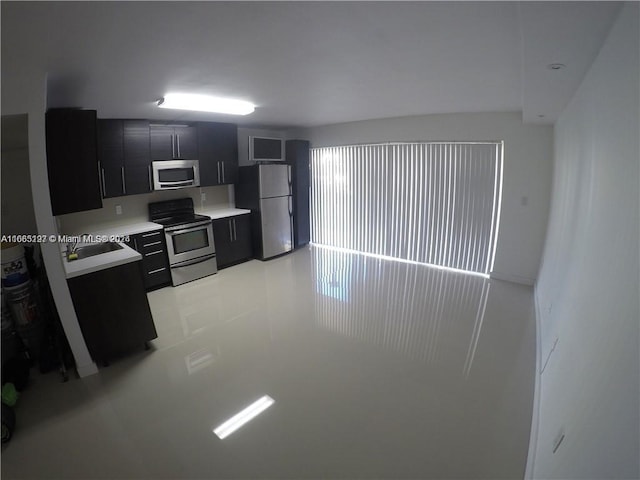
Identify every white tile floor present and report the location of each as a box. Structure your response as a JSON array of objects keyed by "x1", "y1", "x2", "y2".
[{"x1": 1, "y1": 246, "x2": 535, "y2": 479}]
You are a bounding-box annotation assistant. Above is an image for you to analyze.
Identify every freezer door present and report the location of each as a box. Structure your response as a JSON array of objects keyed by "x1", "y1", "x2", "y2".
[
  {"x1": 260, "y1": 196, "x2": 293, "y2": 259},
  {"x1": 259, "y1": 164, "x2": 292, "y2": 198}
]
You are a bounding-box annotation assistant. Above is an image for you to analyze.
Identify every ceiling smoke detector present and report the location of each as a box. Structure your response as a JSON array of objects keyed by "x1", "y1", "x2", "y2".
[{"x1": 547, "y1": 63, "x2": 566, "y2": 71}]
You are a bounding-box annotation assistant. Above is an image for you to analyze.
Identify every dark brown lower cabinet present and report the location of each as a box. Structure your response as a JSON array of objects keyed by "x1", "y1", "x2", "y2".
[
  {"x1": 67, "y1": 261, "x2": 157, "y2": 366},
  {"x1": 212, "y1": 214, "x2": 252, "y2": 269},
  {"x1": 126, "y1": 229, "x2": 172, "y2": 291}
]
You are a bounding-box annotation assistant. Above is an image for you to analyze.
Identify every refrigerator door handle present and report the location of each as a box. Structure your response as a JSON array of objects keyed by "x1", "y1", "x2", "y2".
[
  {"x1": 289, "y1": 196, "x2": 294, "y2": 247},
  {"x1": 287, "y1": 165, "x2": 292, "y2": 195}
]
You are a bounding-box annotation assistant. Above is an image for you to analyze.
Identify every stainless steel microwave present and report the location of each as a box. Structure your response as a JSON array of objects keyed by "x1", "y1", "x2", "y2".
[{"x1": 152, "y1": 160, "x2": 200, "y2": 190}]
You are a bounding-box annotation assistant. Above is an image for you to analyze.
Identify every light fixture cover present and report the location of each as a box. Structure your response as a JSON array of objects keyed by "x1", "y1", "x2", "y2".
[{"x1": 158, "y1": 93, "x2": 255, "y2": 115}]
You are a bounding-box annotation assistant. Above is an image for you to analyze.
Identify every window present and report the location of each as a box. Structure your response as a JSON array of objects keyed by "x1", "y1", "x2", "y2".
[{"x1": 310, "y1": 142, "x2": 503, "y2": 275}]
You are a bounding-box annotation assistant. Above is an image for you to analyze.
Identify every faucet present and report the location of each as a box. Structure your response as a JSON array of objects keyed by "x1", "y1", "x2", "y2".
[{"x1": 66, "y1": 234, "x2": 87, "y2": 257}]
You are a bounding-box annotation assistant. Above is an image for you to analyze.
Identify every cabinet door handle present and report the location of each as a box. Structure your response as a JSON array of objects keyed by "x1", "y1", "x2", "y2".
[
  {"x1": 233, "y1": 219, "x2": 237, "y2": 241},
  {"x1": 121, "y1": 166, "x2": 126, "y2": 195},
  {"x1": 228, "y1": 220, "x2": 233, "y2": 242},
  {"x1": 171, "y1": 134, "x2": 176, "y2": 158},
  {"x1": 217, "y1": 162, "x2": 221, "y2": 184},
  {"x1": 98, "y1": 162, "x2": 105, "y2": 198},
  {"x1": 133, "y1": 238, "x2": 139, "y2": 251},
  {"x1": 148, "y1": 165, "x2": 153, "y2": 191},
  {"x1": 221, "y1": 162, "x2": 225, "y2": 183},
  {"x1": 144, "y1": 250, "x2": 163, "y2": 257},
  {"x1": 148, "y1": 267, "x2": 166, "y2": 275},
  {"x1": 141, "y1": 231, "x2": 161, "y2": 238},
  {"x1": 143, "y1": 241, "x2": 162, "y2": 248},
  {"x1": 176, "y1": 134, "x2": 181, "y2": 158}
]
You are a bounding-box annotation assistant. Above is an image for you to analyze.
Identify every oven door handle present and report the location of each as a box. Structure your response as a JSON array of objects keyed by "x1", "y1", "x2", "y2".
[
  {"x1": 165, "y1": 221, "x2": 212, "y2": 234},
  {"x1": 171, "y1": 254, "x2": 216, "y2": 268}
]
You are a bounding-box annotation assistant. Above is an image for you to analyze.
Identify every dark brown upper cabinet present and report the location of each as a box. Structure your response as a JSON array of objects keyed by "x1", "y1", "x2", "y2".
[
  {"x1": 98, "y1": 119, "x2": 152, "y2": 198},
  {"x1": 197, "y1": 122, "x2": 238, "y2": 186},
  {"x1": 46, "y1": 109, "x2": 103, "y2": 216},
  {"x1": 150, "y1": 124, "x2": 198, "y2": 160}
]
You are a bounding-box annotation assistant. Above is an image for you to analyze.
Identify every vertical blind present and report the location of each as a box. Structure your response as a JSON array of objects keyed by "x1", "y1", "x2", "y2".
[{"x1": 310, "y1": 142, "x2": 503, "y2": 275}]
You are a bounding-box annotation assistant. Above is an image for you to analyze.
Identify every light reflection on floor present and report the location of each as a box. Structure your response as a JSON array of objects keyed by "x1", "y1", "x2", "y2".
[{"x1": 1, "y1": 245, "x2": 535, "y2": 479}]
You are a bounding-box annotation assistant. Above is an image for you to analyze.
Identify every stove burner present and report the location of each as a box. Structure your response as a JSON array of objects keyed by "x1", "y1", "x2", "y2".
[{"x1": 149, "y1": 197, "x2": 206, "y2": 227}]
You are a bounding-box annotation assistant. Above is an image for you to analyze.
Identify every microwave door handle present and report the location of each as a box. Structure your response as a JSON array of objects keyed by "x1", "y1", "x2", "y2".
[
  {"x1": 159, "y1": 180, "x2": 194, "y2": 186},
  {"x1": 177, "y1": 134, "x2": 181, "y2": 158}
]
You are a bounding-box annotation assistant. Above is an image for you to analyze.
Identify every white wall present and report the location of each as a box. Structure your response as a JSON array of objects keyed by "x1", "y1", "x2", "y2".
[
  {"x1": 57, "y1": 185, "x2": 229, "y2": 234},
  {"x1": 1, "y1": 71, "x2": 99, "y2": 377},
  {"x1": 532, "y1": 3, "x2": 639, "y2": 478},
  {"x1": 1, "y1": 115, "x2": 38, "y2": 236},
  {"x1": 295, "y1": 112, "x2": 553, "y2": 284}
]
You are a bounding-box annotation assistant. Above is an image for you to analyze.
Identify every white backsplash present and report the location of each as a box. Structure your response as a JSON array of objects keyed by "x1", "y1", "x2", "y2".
[{"x1": 57, "y1": 185, "x2": 231, "y2": 234}]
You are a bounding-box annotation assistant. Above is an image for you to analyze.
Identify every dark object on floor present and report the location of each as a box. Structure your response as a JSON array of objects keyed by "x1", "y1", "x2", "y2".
[
  {"x1": 1, "y1": 356, "x2": 30, "y2": 392},
  {"x1": 31, "y1": 249, "x2": 74, "y2": 381},
  {"x1": 1, "y1": 402, "x2": 16, "y2": 443}
]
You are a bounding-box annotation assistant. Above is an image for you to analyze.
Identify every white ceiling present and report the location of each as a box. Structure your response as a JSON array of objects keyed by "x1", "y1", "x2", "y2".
[{"x1": 1, "y1": 1, "x2": 622, "y2": 128}]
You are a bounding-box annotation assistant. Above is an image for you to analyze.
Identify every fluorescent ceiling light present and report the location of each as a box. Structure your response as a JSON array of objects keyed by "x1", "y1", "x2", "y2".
[
  {"x1": 213, "y1": 395, "x2": 275, "y2": 439},
  {"x1": 158, "y1": 93, "x2": 255, "y2": 115}
]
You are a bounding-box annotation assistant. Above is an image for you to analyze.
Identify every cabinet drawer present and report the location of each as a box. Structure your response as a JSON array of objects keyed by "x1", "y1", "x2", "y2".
[
  {"x1": 145, "y1": 264, "x2": 169, "y2": 278},
  {"x1": 140, "y1": 240, "x2": 165, "y2": 252},
  {"x1": 137, "y1": 229, "x2": 163, "y2": 243},
  {"x1": 134, "y1": 231, "x2": 166, "y2": 252},
  {"x1": 142, "y1": 252, "x2": 169, "y2": 272},
  {"x1": 129, "y1": 229, "x2": 171, "y2": 291}
]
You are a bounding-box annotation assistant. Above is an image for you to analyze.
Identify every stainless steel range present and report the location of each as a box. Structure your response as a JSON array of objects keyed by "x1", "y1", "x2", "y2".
[{"x1": 149, "y1": 198, "x2": 216, "y2": 286}]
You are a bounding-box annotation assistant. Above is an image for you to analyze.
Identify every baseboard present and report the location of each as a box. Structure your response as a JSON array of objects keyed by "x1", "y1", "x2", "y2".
[
  {"x1": 524, "y1": 283, "x2": 543, "y2": 479},
  {"x1": 489, "y1": 271, "x2": 535, "y2": 286}
]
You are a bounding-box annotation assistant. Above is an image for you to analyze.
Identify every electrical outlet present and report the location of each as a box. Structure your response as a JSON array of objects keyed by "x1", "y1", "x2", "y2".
[
  {"x1": 115, "y1": 204, "x2": 122, "y2": 215},
  {"x1": 552, "y1": 427, "x2": 565, "y2": 453}
]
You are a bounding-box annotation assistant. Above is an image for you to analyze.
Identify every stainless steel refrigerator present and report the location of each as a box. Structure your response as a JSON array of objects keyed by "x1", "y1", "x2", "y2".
[{"x1": 236, "y1": 164, "x2": 293, "y2": 260}]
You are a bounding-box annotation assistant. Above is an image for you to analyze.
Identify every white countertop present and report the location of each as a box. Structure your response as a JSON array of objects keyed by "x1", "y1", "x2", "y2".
[
  {"x1": 62, "y1": 242, "x2": 142, "y2": 279},
  {"x1": 197, "y1": 207, "x2": 251, "y2": 220},
  {"x1": 67, "y1": 221, "x2": 164, "y2": 238},
  {"x1": 60, "y1": 210, "x2": 249, "y2": 279}
]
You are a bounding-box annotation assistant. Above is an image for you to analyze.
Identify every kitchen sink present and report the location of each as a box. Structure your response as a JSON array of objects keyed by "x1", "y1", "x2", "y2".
[{"x1": 72, "y1": 242, "x2": 123, "y2": 260}]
